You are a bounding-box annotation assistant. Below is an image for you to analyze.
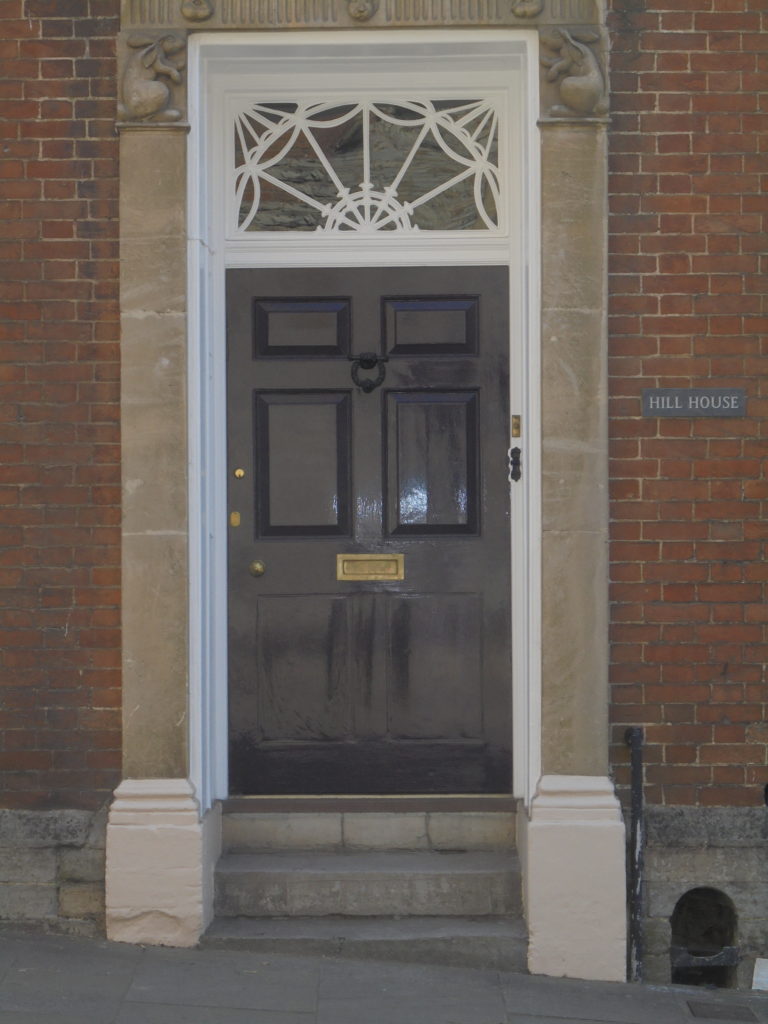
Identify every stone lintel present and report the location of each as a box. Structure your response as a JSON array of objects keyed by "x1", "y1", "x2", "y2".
[
  {"x1": 121, "y1": 0, "x2": 600, "y2": 31},
  {"x1": 117, "y1": 1, "x2": 607, "y2": 126}
]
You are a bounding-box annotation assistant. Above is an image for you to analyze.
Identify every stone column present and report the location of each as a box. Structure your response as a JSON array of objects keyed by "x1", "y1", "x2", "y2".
[
  {"x1": 540, "y1": 120, "x2": 610, "y2": 778},
  {"x1": 120, "y1": 124, "x2": 189, "y2": 783},
  {"x1": 519, "y1": 34, "x2": 626, "y2": 983},
  {"x1": 106, "y1": 31, "x2": 221, "y2": 940}
]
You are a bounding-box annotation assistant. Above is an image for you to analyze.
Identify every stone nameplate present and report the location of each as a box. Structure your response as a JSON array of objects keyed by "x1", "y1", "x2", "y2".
[{"x1": 642, "y1": 388, "x2": 746, "y2": 418}]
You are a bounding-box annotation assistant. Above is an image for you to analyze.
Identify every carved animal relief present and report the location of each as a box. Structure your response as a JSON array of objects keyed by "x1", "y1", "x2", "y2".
[
  {"x1": 118, "y1": 32, "x2": 186, "y2": 122},
  {"x1": 540, "y1": 27, "x2": 608, "y2": 118}
]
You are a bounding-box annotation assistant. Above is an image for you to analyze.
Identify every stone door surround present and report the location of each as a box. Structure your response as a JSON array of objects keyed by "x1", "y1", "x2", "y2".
[
  {"x1": 118, "y1": 0, "x2": 610, "y2": 798},
  {"x1": 113, "y1": 0, "x2": 622, "y2": 979}
]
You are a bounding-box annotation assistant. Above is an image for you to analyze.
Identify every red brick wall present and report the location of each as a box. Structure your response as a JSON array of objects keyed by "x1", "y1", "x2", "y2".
[
  {"x1": 608, "y1": 0, "x2": 768, "y2": 805},
  {"x1": 1, "y1": 0, "x2": 764, "y2": 812},
  {"x1": 0, "y1": 0, "x2": 121, "y2": 810}
]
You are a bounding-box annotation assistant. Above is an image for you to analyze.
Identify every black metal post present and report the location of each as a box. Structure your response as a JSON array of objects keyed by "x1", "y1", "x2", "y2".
[{"x1": 625, "y1": 726, "x2": 645, "y2": 982}]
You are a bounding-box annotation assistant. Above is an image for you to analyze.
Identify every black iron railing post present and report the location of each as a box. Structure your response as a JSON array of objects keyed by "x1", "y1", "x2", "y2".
[{"x1": 625, "y1": 726, "x2": 645, "y2": 982}]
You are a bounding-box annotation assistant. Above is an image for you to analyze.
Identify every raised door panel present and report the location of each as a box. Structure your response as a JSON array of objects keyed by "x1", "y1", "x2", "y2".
[
  {"x1": 253, "y1": 298, "x2": 351, "y2": 357},
  {"x1": 386, "y1": 391, "x2": 479, "y2": 534},
  {"x1": 254, "y1": 595, "x2": 351, "y2": 740},
  {"x1": 383, "y1": 296, "x2": 479, "y2": 355},
  {"x1": 255, "y1": 392, "x2": 351, "y2": 536},
  {"x1": 386, "y1": 593, "x2": 482, "y2": 738}
]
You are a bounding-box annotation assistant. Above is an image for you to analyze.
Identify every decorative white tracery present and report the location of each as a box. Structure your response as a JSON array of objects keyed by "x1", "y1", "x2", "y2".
[{"x1": 233, "y1": 99, "x2": 501, "y2": 233}]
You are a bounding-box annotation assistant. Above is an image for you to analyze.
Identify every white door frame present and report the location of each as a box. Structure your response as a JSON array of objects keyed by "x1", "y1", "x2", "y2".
[{"x1": 186, "y1": 30, "x2": 542, "y2": 810}]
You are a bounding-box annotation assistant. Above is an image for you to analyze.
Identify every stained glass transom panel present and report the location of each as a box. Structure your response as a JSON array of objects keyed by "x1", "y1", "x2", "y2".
[{"x1": 233, "y1": 99, "x2": 501, "y2": 233}]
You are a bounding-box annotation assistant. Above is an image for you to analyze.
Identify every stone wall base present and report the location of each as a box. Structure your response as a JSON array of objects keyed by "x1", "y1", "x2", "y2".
[
  {"x1": 105, "y1": 779, "x2": 221, "y2": 946},
  {"x1": 519, "y1": 775, "x2": 626, "y2": 982},
  {"x1": 0, "y1": 806, "x2": 107, "y2": 936},
  {"x1": 643, "y1": 806, "x2": 768, "y2": 989}
]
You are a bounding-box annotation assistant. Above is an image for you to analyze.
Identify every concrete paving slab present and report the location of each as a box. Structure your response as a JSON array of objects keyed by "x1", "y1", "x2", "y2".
[
  {"x1": 317, "y1": 958, "x2": 510, "y2": 1024},
  {"x1": 126, "y1": 948, "x2": 321, "y2": 1013},
  {"x1": 0, "y1": 930, "x2": 138, "y2": 1019},
  {"x1": 501, "y1": 974, "x2": 768, "y2": 1024},
  {"x1": 0, "y1": 938, "x2": 20, "y2": 982},
  {"x1": 1, "y1": 926, "x2": 768, "y2": 1024},
  {"x1": 318, "y1": 956, "x2": 502, "y2": 1001},
  {"x1": 115, "y1": 1003, "x2": 315, "y2": 1024},
  {"x1": 0, "y1": 1015, "x2": 113, "y2": 1024},
  {"x1": 682, "y1": 996, "x2": 768, "y2": 1024},
  {"x1": 686, "y1": 1000, "x2": 760, "y2": 1022},
  {"x1": 505, "y1": 1018, "x2": 613, "y2": 1024},
  {"x1": 317, "y1": 991, "x2": 509, "y2": 1024},
  {"x1": 0, "y1": 983, "x2": 121, "y2": 1021},
  {"x1": 502, "y1": 974, "x2": 689, "y2": 1024},
  {"x1": 6, "y1": 932, "x2": 140, "y2": 976}
]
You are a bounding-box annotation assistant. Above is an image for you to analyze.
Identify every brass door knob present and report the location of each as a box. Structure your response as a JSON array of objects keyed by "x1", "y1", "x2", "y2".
[{"x1": 248, "y1": 560, "x2": 266, "y2": 577}]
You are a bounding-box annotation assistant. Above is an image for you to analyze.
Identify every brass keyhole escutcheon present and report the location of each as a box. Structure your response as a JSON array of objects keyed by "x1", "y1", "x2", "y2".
[
  {"x1": 248, "y1": 560, "x2": 266, "y2": 577},
  {"x1": 234, "y1": 468, "x2": 245, "y2": 479}
]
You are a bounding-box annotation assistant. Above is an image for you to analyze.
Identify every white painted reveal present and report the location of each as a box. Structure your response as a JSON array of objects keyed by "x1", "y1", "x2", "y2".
[{"x1": 187, "y1": 30, "x2": 542, "y2": 808}]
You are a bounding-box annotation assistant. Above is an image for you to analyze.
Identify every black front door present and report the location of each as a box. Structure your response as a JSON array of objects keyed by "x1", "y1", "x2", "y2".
[{"x1": 227, "y1": 265, "x2": 511, "y2": 794}]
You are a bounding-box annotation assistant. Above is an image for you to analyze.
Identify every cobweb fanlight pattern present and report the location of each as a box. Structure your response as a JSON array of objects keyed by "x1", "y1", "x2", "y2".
[{"x1": 233, "y1": 99, "x2": 501, "y2": 233}]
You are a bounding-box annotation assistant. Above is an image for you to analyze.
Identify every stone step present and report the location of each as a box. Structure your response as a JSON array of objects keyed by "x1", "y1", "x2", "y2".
[
  {"x1": 202, "y1": 915, "x2": 528, "y2": 972},
  {"x1": 214, "y1": 850, "x2": 521, "y2": 918},
  {"x1": 222, "y1": 810, "x2": 516, "y2": 853}
]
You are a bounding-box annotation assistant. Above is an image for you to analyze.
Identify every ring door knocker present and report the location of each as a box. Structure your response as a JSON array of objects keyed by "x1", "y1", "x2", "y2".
[{"x1": 349, "y1": 352, "x2": 388, "y2": 393}]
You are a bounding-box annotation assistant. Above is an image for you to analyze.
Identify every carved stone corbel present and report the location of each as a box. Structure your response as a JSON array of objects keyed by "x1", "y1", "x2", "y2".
[
  {"x1": 347, "y1": 0, "x2": 379, "y2": 21},
  {"x1": 117, "y1": 30, "x2": 188, "y2": 126},
  {"x1": 539, "y1": 27, "x2": 608, "y2": 121},
  {"x1": 181, "y1": 0, "x2": 214, "y2": 19},
  {"x1": 511, "y1": 0, "x2": 544, "y2": 18}
]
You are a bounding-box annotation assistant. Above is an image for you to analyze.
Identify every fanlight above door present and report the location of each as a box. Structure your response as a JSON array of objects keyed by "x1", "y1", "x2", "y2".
[{"x1": 232, "y1": 98, "x2": 501, "y2": 234}]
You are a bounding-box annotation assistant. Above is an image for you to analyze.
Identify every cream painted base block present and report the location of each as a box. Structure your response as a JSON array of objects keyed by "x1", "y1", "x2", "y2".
[
  {"x1": 520, "y1": 776, "x2": 626, "y2": 982},
  {"x1": 105, "y1": 779, "x2": 221, "y2": 946}
]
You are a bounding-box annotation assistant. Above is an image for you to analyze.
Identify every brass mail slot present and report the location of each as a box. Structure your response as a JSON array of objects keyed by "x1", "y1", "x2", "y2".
[{"x1": 337, "y1": 553, "x2": 405, "y2": 582}]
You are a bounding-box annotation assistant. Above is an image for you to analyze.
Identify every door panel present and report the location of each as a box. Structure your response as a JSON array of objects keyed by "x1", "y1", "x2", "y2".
[
  {"x1": 227, "y1": 266, "x2": 511, "y2": 794},
  {"x1": 386, "y1": 593, "x2": 482, "y2": 738},
  {"x1": 256, "y1": 392, "x2": 351, "y2": 535},
  {"x1": 255, "y1": 595, "x2": 351, "y2": 740},
  {"x1": 383, "y1": 297, "x2": 479, "y2": 355},
  {"x1": 387, "y1": 391, "x2": 478, "y2": 533},
  {"x1": 254, "y1": 298, "x2": 351, "y2": 356}
]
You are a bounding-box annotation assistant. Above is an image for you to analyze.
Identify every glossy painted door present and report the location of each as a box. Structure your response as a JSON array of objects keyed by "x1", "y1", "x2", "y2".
[{"x1": 227, "y1": 266, "x2": 511, "y2": 794}]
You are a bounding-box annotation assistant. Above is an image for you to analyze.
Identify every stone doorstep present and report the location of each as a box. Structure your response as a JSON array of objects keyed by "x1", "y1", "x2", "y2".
[
  {"x1": 214, "y1": 850, "x2": 522, "y2": 918},
  {"x1": 202, "y1": 914, "x2": 528, "y2": 972},
  {"x1": 210, "y1": 810, "x2": 524, "y2": 970},
  {"x1": 222, "y1": 810, "x2": 517, "y2": 853}
]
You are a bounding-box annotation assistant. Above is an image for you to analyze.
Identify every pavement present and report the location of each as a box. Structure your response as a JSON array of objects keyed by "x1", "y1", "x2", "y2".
[{"x1": 0, "y1": 927, "x2": 767, "y2": 1024}]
